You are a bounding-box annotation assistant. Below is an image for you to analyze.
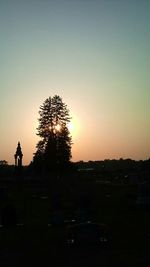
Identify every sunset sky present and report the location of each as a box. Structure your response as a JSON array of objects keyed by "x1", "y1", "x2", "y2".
[{"x1": 0, "y1": 0, "x2": 150, "y2": 165}]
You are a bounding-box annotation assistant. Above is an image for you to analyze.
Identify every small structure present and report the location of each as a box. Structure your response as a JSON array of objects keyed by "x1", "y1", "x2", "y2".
[{"x1": 14, "y1": 142, "x2": 23, "y2": 167}]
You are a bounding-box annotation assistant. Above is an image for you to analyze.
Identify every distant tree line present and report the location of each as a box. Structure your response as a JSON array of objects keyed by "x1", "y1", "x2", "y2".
[
  {"x1": 75, "y1": 158, "x2": 150, "y2": 171},
  {"x1": 0, "y1": 160, "x2": 8, "y2": 166},
  {"x1": 1, "y1": 158, "x2": 150, "y2": 181}
]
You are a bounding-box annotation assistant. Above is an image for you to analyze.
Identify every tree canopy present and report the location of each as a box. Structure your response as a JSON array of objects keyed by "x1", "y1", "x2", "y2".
[{"x1": 32, "y1": 95, "x2": 72, "y2": 173}]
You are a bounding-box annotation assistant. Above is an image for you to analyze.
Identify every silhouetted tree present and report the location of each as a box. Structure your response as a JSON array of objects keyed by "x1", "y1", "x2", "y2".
[{"x1": 33, "y1": 95, "x2": 72, "y2": 172}]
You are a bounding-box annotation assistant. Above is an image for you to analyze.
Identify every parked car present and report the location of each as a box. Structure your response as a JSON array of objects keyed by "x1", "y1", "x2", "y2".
[{"x1": 65, "y1": 221, "x2": 110, "y2": 248}]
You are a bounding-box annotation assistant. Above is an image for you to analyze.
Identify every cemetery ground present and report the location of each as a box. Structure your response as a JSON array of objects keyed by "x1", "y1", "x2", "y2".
[{"x1": 0, "y1": 175, "x2": 149, "y2": 266}]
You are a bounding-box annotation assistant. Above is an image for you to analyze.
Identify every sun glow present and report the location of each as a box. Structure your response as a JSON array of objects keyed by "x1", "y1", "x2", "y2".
[
  {"x1": 68, "y1": 115, "x2": 80, "y2": 139},
  {"x1": 68, "y1": 121, "x2": 74, "y2": 133},
  {"x1": 55, "y1": 124, "x2": 61, "y2": 132}
]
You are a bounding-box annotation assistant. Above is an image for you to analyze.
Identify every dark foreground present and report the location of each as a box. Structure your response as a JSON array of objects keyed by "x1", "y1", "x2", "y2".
[
  {"x1": 0, "y1": 222, "x2": 149, "y2": 267},
  {"x1": 0, "y1": 177, "x2": 150, "y2": 266}
]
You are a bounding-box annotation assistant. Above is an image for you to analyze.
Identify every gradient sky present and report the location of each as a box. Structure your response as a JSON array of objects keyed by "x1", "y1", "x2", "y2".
[{"x1": 0, "y1": 0, "x2": 150, "y2": 165}]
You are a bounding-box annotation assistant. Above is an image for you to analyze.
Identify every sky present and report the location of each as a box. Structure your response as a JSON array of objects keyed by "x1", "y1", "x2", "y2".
[{"x1": 0, "y1": 0, "x2": 150, "y2": 165}]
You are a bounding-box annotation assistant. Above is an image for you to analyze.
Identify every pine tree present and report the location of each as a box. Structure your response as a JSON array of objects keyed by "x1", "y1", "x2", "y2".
[{"x1": 33, "y1": 95, "x2": 72, "y2": 172}]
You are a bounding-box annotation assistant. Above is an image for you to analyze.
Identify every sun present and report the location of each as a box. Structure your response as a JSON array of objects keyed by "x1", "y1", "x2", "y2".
[
  {"x1": 68, "y1": 115, "x2": 79, "y2": 138},
  {"x1": 68, "y1": 121, "x2": 74, "y2": 133}
]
